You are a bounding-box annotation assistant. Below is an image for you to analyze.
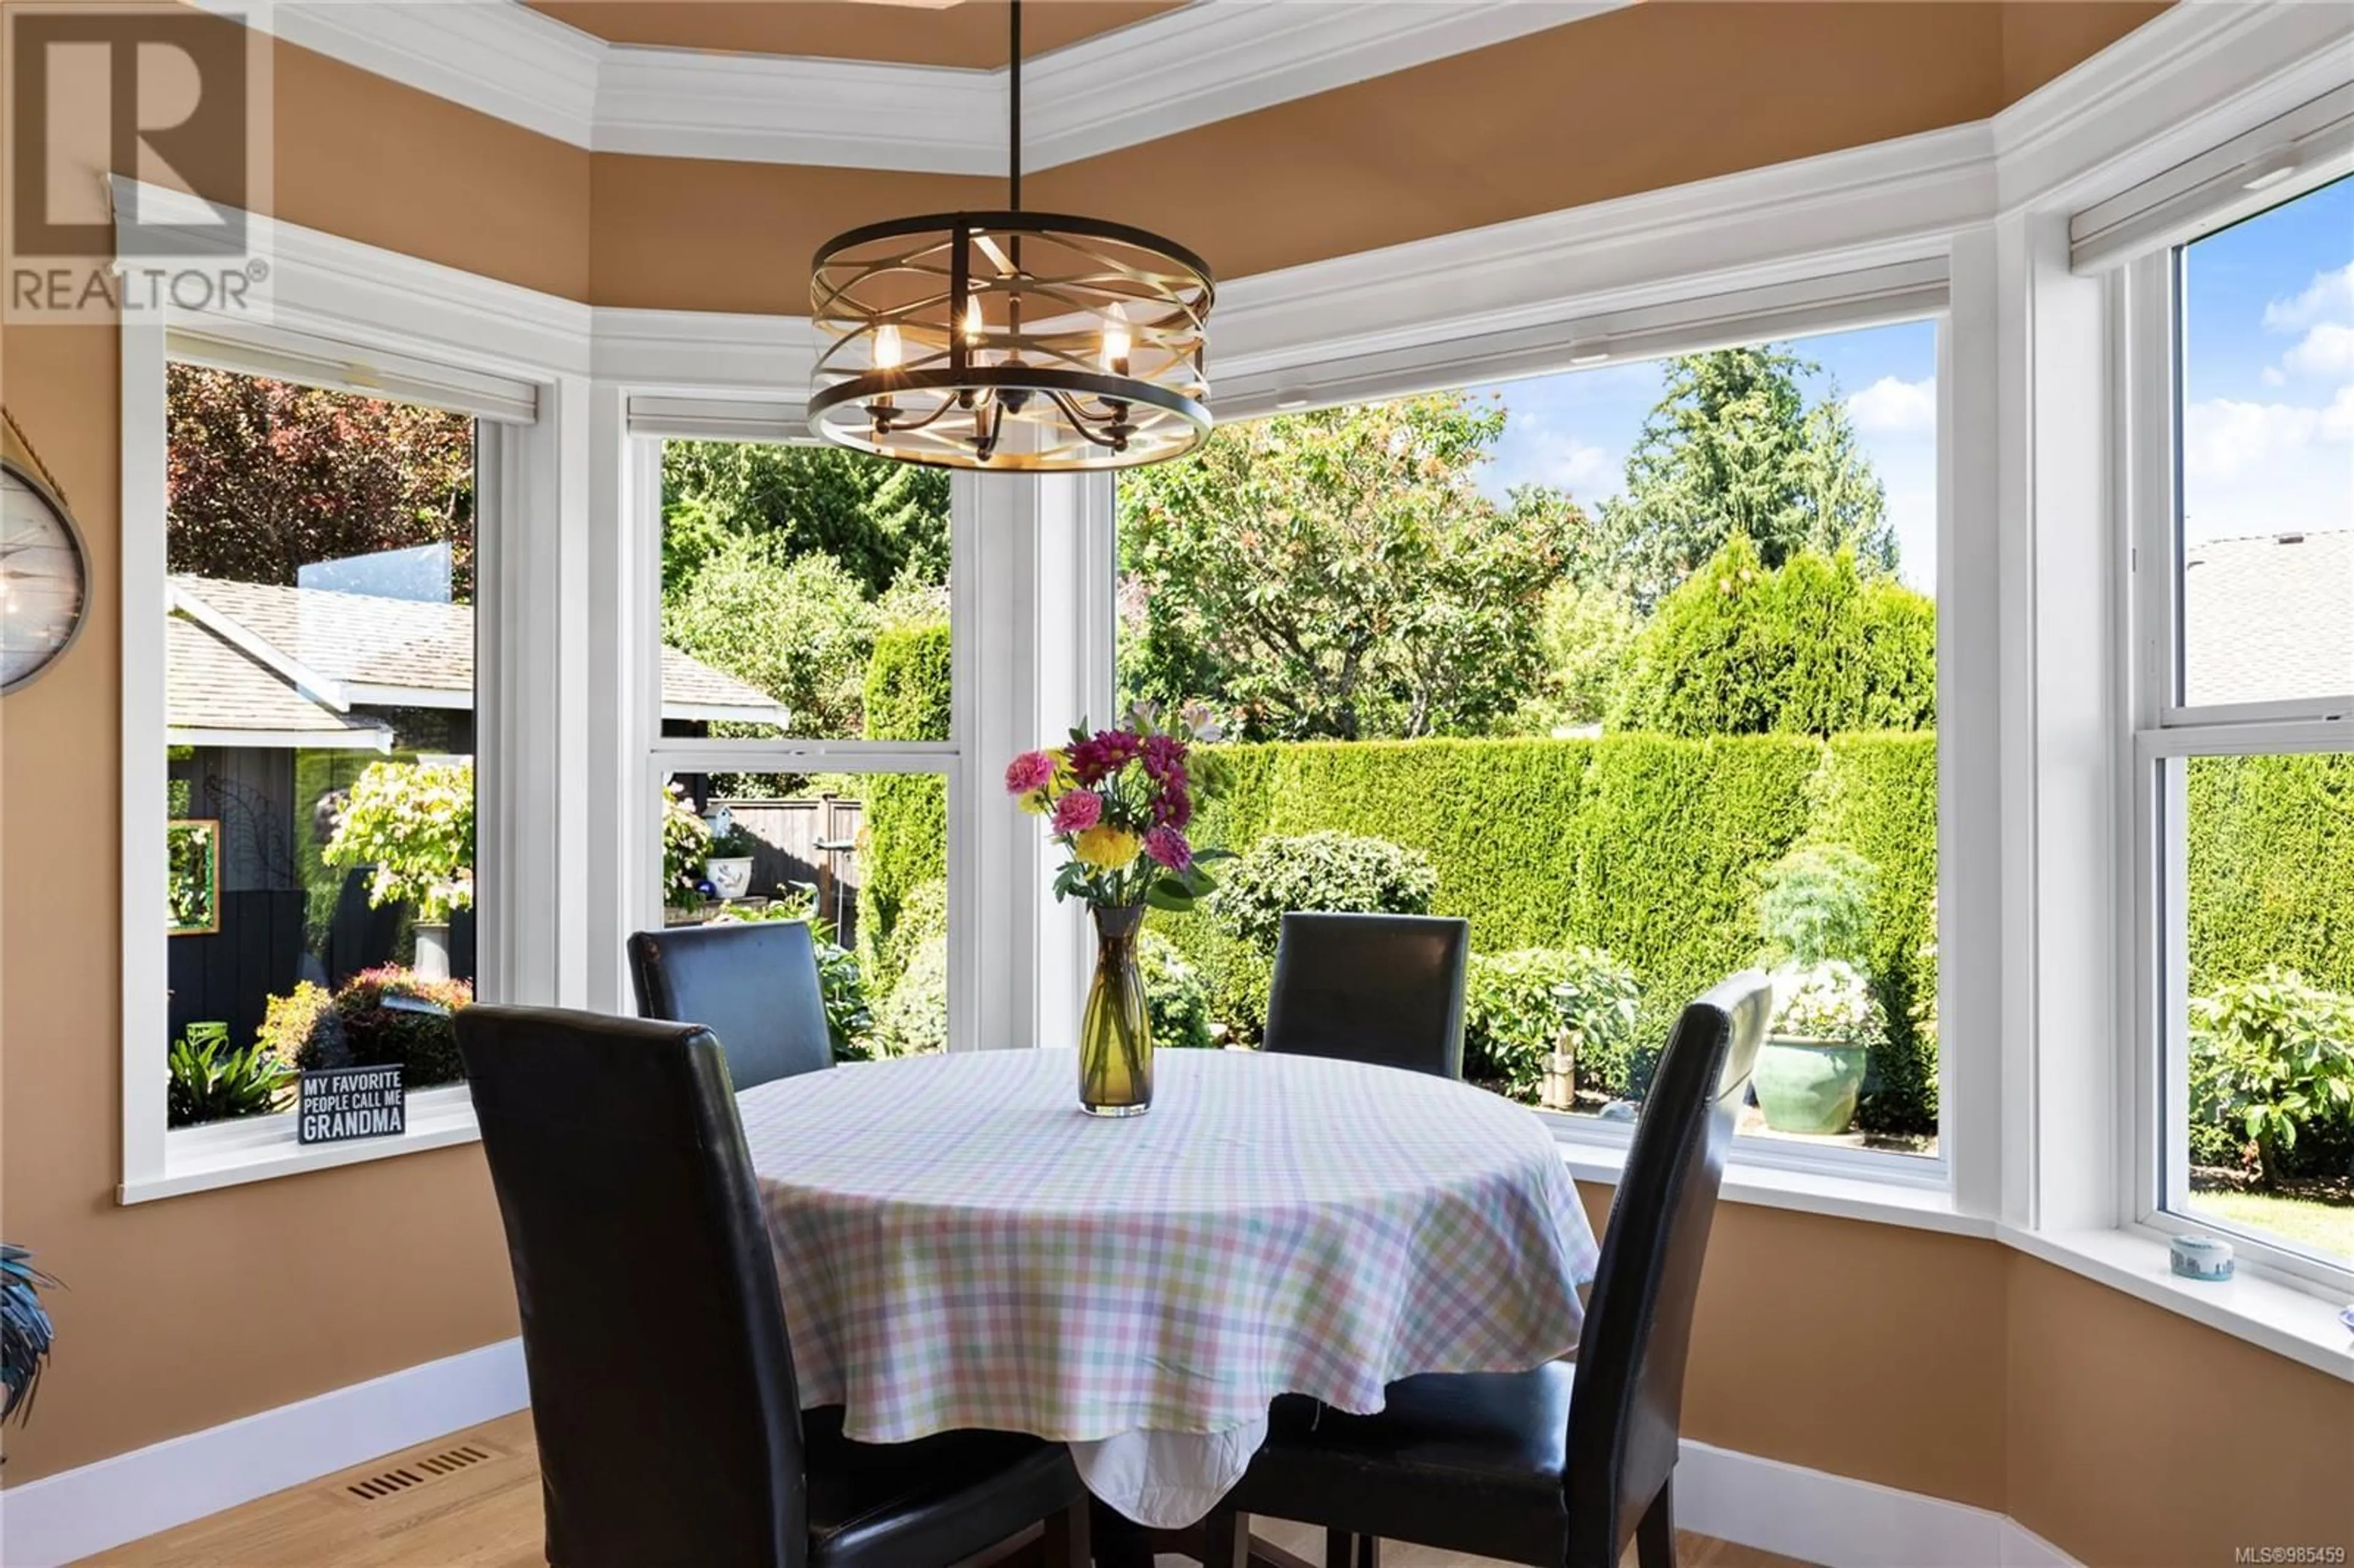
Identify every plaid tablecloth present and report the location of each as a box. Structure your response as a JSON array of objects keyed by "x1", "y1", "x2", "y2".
[{"x1": 737, "y1": 1048, "x2": 1598, "y2": 1523}]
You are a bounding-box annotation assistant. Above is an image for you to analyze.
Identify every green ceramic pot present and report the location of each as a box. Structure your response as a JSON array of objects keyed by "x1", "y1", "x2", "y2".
[{"x1": 1753, "y1": 1037, "x2": 1868, "y2": 1135}]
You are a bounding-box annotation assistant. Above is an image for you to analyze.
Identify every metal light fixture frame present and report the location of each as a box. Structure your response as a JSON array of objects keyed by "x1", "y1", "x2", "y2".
[{"x1": 806, "y1": 1, "x2": 1215, "y2": 471}]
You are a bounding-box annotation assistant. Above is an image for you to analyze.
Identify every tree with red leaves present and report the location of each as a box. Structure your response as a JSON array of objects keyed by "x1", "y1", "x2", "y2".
[{"x1": 165, "y1": 365, "x2": 477, "y2": 601}]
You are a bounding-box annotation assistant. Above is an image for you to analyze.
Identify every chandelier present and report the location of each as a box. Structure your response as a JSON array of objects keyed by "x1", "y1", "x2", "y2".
[{"x1": 807, "y1": 1, "x2": 1214, "y2": 471}]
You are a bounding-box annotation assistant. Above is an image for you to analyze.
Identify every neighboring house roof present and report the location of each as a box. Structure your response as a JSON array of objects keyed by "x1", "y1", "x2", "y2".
[
  {"x1": 167, "y1": 575, "x2": 788, "y2": 739},
  {"x1": 2181, "y1": 530, "x2": 2354, "y2": 709},
  {"x1": 166, "y1": 615, "x2": 393, "y2": 751}
]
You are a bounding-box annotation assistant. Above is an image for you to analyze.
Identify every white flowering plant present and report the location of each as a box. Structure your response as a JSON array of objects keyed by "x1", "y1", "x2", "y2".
[{"x1": 1770, "y1": 960, "x2": 1880, "y2": 1044}]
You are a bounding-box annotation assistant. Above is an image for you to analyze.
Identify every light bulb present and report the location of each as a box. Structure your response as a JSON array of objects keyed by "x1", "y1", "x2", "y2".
[
  {"x1": 964, "y1": 294, "x2": 985, "y2": 340},
  {"x1": 874, "y1": 323, "x2": 904, "y2": 370},
  {"x1": 1102, "y1": 321, "x2": 1132, "y2": 372}
]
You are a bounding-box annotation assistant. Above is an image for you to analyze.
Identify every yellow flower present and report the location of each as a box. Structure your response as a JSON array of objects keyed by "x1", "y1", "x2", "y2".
[
  {"x1": 1073, "y1": 825, "x2": 1141, "y2": 870},
  {"x1": 1016, "y1": 790, "x2": 1050, "y2": 816},
  {"x1": 1046, "y1": 748, "x2": 1076, "y2": 786}
]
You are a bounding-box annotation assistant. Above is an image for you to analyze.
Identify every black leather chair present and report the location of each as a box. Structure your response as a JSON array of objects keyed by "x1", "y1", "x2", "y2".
[
  {"x1": 1261, "y1": 912, "x2": 1471, "y2": 1078},
  {"x1": 628, "y1": 920, "x2": 834, "y2": 1091},
  {"x1": 1205, "y1": 970, "x2": 1773, "y2": 1568},
  {"x1": 455, "y1": 1004, "x2": 1090, "y2": 1568}
]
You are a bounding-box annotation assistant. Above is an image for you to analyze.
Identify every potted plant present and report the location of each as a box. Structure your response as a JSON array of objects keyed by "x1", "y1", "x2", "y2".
[
  {"x1": 1756, "y1": 960, "x2": 1880, "y2": 1133},
  {"x1": 2, "y1": 1243, "x2": 59, "y2": 1441},
  {"x1": 1755, "y1": 844, "x2": 1880, "y2": 1134},
  {"x1": 323, "y1": 759, "x2": 476, "y2": 981},
  {"x1": 705, "y1": 820, "x2": 758, "y2": 902}
]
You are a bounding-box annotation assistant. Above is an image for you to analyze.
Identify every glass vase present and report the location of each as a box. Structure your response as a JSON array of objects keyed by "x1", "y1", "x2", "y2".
[{"x1": 1079, "y1": 902, "x2": 1152, "y2": 1116}]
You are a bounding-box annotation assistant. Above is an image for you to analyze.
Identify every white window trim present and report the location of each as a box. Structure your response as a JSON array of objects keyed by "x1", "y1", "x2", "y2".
[
  {"x1": 2116, "y1": 244, "x2": 2354, "y2": 1298},
  {"x1": 118, "y1": 195, "x2": 593, "y2": 1205}
]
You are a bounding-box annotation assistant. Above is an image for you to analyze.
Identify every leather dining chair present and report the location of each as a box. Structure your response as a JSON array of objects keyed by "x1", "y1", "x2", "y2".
[
  {"x1": 1262, "y1": 911, "x2": 1471, "y2": 1078},
  {"x1": 1202, "y1": 970, "x2": 1773, "y2": 1568},
  {"x1": 628, "y1": 919, "x2": 834, "y2": 1091},
  {"x1": 455, "y1": 1005, "x2": 1091, "y2": 1568}
]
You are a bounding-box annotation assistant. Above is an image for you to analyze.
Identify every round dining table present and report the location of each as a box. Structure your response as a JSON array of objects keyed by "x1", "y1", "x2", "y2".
[{"x1": 736, "y1": 1046, "x2": 1599, "y2": 1532}]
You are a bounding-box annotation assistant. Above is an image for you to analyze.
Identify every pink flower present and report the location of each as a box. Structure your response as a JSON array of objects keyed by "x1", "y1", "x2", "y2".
[
  {"x1": 1004, "y1": 750, "x2": 1056, "y2": 796},
  {"x1": 1145, "y1": 826, "x2": 1193, "y2": 873},
  {"x1": 1051, "y1": 790, "x2": 1105, "y2": 834},
  {"x1": 1152, "y1": 775, "x2": 1192, "y2": 829},
  {"x1": 1140, "y1": 733, "x2": 1187, "y2": 780},
  {"x1": 1068, "y1": 728, "x2": 1142, "y2": 785}
]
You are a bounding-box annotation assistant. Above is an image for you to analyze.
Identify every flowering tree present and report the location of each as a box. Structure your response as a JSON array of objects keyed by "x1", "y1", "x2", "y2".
[
  {"x1": 322, "y1": 761, "x2": 476, "y2": 923},
  {"x1": 166, "y1": 365, "x2": 476, "y2": 596}
]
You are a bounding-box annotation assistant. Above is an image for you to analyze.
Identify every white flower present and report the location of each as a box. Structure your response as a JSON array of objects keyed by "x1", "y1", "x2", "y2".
[{"x1": 1770, "y1": 961, "x2": 1877, "y2": 1043}]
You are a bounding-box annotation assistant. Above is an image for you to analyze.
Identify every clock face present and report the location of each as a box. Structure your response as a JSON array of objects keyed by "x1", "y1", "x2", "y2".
[{"x1": 2, "y1": 463, "x2": 89, "y2": 693}]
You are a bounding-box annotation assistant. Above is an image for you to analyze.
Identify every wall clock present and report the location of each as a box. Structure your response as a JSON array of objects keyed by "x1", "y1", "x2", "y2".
[{"x1": 2, "y1": 456, "x2": 90, "y2": 695}]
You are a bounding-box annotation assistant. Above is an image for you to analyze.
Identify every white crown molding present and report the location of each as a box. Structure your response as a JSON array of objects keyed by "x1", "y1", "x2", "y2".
[
  {"x1": 591, "y1": 307, "x2": 815, "y2": 395},
  {"x1": 224, "y1": 0, "x2": 1629, "y2": 173}
]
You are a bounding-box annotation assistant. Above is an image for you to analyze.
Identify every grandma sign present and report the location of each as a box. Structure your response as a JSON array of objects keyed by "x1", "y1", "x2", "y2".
[{"x1": 298, "y1": 1065, "x2": 405, "y2": 1144}]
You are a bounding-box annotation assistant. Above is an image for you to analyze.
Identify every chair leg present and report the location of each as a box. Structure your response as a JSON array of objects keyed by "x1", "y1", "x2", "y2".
[
  {"x1": 1324, "y1": 1528, "x2": 1354, "y2": 1568},
  {"x1": 1202, "y1": 1506, "x2": 1251, "y2": 1568},
  {"x1": 1043, "y1": 1499, "x2": 1091, "y2": 1568},
  {"x1": 1354, "y1": 1535, "x2": 1381, "y2": 1568},
  {"x1": 1089, "y1": 1499, "x2": 1154, "y2": 1568},
  {"x1": 1635, "y1": 1477, "x2": 1675, "y2": 1568}
]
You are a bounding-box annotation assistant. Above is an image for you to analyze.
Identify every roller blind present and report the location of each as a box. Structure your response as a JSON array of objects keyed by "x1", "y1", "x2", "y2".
[
  {"x1": 167, "y1": 324, "x2": 541, "y2": 424},
  {"x1": 625, "y1": 396, "x2": 809, "y2": 443},
  {"x1": 2070, "y1": 84, "x2": 2354, "y2": 274}
]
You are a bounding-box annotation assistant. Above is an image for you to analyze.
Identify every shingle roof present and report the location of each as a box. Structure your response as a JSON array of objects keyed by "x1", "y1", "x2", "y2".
[
  {"x1": 166, "y1": 615, "x2": 392, "y2": 747},
  {"x1": 2182, "y1": 530, "x2": 2354, "y2": 709},
  {"x1": 168, "y1": 576, "x2": 787, "y2": 723}
]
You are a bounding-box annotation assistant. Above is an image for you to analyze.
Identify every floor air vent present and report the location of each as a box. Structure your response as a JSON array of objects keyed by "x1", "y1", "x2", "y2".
[{"x1": 345, "y1": 1442, "x2": 493, "y2": 1501}]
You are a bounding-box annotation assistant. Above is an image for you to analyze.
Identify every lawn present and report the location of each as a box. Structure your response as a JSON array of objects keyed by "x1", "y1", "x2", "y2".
[{"x1": 2185, "y1": 1185, "x2": 2354, "y2": 1263}]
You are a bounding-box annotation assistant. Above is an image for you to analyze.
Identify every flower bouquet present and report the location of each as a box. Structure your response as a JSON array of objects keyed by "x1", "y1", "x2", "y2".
[{"x1": 1006, "y1": 702, "x2": 1230, "y2": 1114}]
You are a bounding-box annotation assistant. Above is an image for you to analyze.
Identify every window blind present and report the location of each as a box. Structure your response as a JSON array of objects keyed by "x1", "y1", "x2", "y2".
[{"x1": 166, "y1": 324, "x2": 541, "y2": 424}]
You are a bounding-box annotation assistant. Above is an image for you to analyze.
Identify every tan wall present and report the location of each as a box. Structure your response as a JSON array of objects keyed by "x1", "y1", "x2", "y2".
[{"x1": 7, "y1": 9, "x2": 2345, "y2": 1563}]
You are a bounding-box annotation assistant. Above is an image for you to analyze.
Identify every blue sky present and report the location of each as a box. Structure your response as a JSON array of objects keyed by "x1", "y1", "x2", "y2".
[
  {"x1": 2180, "y1": 175, "x2": 2354, "y2": 547},
  {"x1": 1468, "y1": 318, "x2": 1941, "y2": 591}
]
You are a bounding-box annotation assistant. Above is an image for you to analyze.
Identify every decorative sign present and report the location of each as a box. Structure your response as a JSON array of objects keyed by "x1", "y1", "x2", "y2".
[{"x1": 298, "y1": 1064, "x2": 406, "y2": 1144}]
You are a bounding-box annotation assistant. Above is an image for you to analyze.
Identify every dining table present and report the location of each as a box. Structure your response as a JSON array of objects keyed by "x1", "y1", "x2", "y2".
[{"x1": 736, "y1": 1045, "x2": 1599, "y2": 1565}]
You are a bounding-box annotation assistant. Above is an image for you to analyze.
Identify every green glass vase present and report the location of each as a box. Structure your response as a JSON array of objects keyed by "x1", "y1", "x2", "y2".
[{"x1": 1079, "y1": 903, "x2": 1152, "y2": 1116}]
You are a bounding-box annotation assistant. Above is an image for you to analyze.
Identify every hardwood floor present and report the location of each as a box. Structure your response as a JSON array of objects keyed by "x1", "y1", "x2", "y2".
[{"x1": 77, "y1": 1413, "x2": 1813, "y2": 1568}]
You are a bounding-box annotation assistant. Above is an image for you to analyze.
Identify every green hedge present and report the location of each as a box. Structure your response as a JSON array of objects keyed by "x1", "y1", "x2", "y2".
[
  {"x1": 1157, "y1": 733, "x2": 1940, "y2": 1131},
  {"x1": 2186, "y1": 753, "x2": 2354, "y2": 995},
  {"x1": 859, "y1": 622, "x2": 950, "y2": 1000}
]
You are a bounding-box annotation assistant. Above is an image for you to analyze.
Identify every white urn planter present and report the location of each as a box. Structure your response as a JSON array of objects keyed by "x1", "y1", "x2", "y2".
[{"x1": 706, "y1": 856, "x2": 755, "y2": 901}]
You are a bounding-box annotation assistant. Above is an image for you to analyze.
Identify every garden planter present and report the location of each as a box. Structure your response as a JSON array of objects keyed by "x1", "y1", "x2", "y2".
[
  {"x1": 413, "y1": 921, "x2": 452, "y2": 983},
  {"x1": 1753, "y1": 1036, "x2": 1868, "y2": 1134},
  {"x1": 706, "y1": 856, "x2": 754, "y2": 900}
]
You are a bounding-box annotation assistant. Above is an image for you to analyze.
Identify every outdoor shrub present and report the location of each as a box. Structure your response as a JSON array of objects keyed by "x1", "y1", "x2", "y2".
[
  {"x1": 1758, "y1": 843, "x2": 1876, "y2": 967},
  {"x1": 1552, "y1": 946, "x2": 1645, "y2": 1100},
  {"x1": 1770, "y1": 961, "x2": 1880, "y2": 1042},
  {"x1": 1611, "y1": 536, "x2": 1935, "y2": 739},
  {"x1": 1140, "y1": 931, "x2": 1216, "y2": 1049},
  {"x1": 1463, "y1": 948, "x2": 1640, "y2": 1102},
  {"x1": 662, "y1": 784, "x2": 712, "y2": 911},
  {"x1": 1214, "y1": 831, "x2": 1438, "y2": 952},
  {"x1": 322, "y1": 759, "x2": 476, "y2": 922},
  {"x1": 2185, "y1": 752, "x2": 2354, "y2": 997},
  {"x1": 662, "y1": 539, "x2": 878, "y2": 740},
  {"x1": 859, "y1": 622, "x2": 951, "y2": 999},
  {"x1": 322, "y1": 967, "x2": 474, "y2": 1086},
  {"x1": 872, "y1": 936, "x2": 948, "y2": 1058},
  {"x1": 2188, "y1": 970, "x2": 2354, "y2": 1189},
  {"x1": 167, "y1": 1022, "x2": 290, "y2": 1127},
  {"x1": 258, "y1": 981, "x2": 337, "y2": 1071}
]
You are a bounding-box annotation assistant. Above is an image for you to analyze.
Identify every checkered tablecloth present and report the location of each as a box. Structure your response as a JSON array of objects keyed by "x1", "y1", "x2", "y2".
[{"x1": 737, "y1": 1047, "x2": 1598, "y2": 1524}]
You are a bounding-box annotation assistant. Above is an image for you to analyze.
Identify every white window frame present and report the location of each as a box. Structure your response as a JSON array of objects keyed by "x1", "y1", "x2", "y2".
[
  {"x1": 1152, "y1": 253, "x2": 1984, "y2": 1200},
  {"x1": 116, "y1": 186, "x2": 593, "y2": 1203},
  {"x1": 2119, "y1": 232, "x2": 2354, "y2": 1295}
]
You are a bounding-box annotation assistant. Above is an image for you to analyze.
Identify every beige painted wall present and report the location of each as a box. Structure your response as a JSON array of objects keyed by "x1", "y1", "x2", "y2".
[{"x1": 4, "y1": 12, "x2": 2345, "y2": 1567}]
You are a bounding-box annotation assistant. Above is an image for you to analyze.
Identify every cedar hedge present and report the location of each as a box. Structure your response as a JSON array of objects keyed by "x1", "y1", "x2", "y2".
[{"x1": 859, "y1": 622, "x2": 951, "y2": 1003}]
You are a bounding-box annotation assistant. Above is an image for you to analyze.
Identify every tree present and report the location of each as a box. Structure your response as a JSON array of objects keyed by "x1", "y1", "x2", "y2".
[
  {"x1": 661, "y1": 440, "x2": 948, "y2": 600},
  {"x1": 1611, "y1": 534, "x2": 1935, "y2": 737},
  {"x1": 662, "y1": 538, "x2": 881, "y2": 738},
  {"x1": 1117, "y1": 393, "x2": 1582, "y2": 741},
  {"x1": 1513, "y1": 578, "x2": 1641, "y2": 735},
  {"x1": 165, "y1": 365, "x2": 475, "y2": 598},
  {"x1": 1586, "y1": 348, "x2": 1894, "y2": 611}
]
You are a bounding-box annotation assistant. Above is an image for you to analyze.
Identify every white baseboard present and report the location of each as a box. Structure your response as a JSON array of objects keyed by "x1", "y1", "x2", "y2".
[
  {"x1": 1, "y1": 1343, "x2": 2079, "y2": 1568},
  {"x1": 1677, "y1": 1439, "x2": 2081, "y2": 1568},
  {"x1": 0, "y1": 1339, "x2": 528, "y2": 1568}
]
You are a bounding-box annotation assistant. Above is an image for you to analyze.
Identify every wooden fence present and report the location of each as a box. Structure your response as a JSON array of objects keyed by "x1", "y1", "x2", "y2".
[{"x1": 715, "y1": 795, "x2": 866, "y2": 948}]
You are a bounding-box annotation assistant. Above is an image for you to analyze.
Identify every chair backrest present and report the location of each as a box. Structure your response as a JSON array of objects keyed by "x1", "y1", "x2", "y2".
[
  {"x1": 1261, "y1": 912, "x2": 1471, "y2": 1078},
  {"x1": 1562, "y1": 971, "x2": 1770, "y2": 1562},
  {"x1": 628, "y1": 921, "x2": 834, "y2": 1092},
  {"x1": 457, "y1": 1005, "x2": 807, "y2": 1568}
]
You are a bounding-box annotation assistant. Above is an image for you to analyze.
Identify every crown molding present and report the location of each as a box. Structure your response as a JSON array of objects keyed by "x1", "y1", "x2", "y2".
[{"x1": 223, "y1": 0, "x2": 1627, "y2": 172}]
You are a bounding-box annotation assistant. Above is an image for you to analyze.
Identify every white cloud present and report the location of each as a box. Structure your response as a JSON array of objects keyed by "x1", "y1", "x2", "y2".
[
  {"x1": 2262, "y1": 262, "x2": 2354, "y2": 332},
  {"x1": 2182, "y1": 389, "x2": 2353, "y2": 479},
  {"x1": 2262, "y1": 366, "x2": 2287, "y2": 387},
  {"x1": 1531, "y1": 435, "x2": 1617, "y2": 493},
  {"x1": 1845, "y1": 375, "x2": 1936, "y2": 436},
  {"x1": 2284, "y1": 321, "x2": 2354, "y2": 378}
]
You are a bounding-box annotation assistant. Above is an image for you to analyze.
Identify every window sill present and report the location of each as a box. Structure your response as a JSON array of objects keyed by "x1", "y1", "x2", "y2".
[
  {"x1": 121, "y1": 1087, "x2": 481, "y2": 1205},
  {"x1": 1557, "y1": 1138, "x2": 1994, "y2": 1239},
  {"x1": 2001, "y1": 1222, "x2": 2354, "y2": 1384}
]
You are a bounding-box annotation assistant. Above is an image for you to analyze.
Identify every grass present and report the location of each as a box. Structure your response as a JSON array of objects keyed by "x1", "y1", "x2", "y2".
[{"x1": 2185, "y1": 1184, "x2": 2354, "y2": 1262}]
